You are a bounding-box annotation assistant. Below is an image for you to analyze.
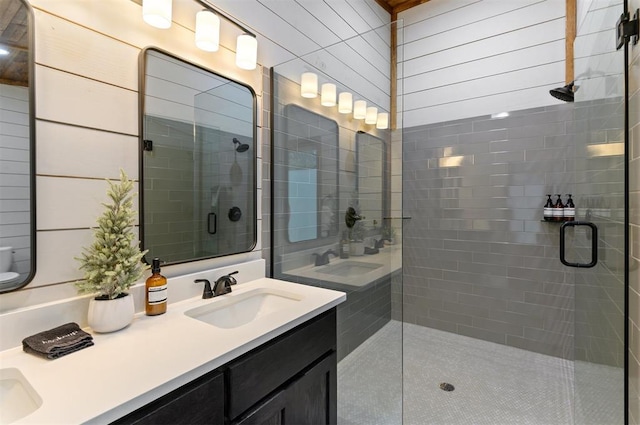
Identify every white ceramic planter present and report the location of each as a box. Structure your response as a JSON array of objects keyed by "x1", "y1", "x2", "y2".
[
  {"x1": 87, "y1": 294, "x2": 134, "y2": 333},
  {"x1": 349, "y1": 241, "x2": 365, "y2": 256}
]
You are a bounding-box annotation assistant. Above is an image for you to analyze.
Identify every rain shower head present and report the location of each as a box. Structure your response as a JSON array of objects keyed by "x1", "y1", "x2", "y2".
[
  {"x1": 233, "y1": 138, "x2": 250, "y2": 152},
  {"x1": 550, "y1": 81, "x2": 577, "y2": 102}
]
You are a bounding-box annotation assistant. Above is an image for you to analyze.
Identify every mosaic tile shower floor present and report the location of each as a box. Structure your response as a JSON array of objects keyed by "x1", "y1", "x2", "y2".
[{"x1": 338, "y1": 320, "x2": 622, "y2": 425}]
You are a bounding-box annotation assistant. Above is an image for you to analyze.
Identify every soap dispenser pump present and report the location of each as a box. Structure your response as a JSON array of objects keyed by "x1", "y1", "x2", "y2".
[{"x1": 145, "y1": 257, "x2": 167, "y2": 316}]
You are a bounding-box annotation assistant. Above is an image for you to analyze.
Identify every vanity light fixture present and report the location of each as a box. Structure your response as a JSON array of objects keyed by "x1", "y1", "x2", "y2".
[
  {"x1": 140, "y1": 0, "x2": 259, "y2": 70},
  {"x1": 301, "y1": 72, "x2": 318, "y2": 98},
  {"x1": 236, "y1": 33, "x2": 257, "y2": 70},
  {"x1": 195, "y1": 10, "x2": 220, "y2": 52},
  {"x1": 365, "y1": 107, "x2": 378, "y2": 124},
  {"x1": 321, "y1": 83, "x2": 337, "y2": 107},
  {"x1": 338, "y1": 92, "x2": 352, "y2": 113},
  {"x1": 353, "y1": 100, "x2": 367, "y2": 119},
  {"x1": 376, "y1": 112, "x2": 389, "y2": 129},
  {"x1": 0, "y1": 47, "x2": 9, "y2": 56},
  {"x1": 142, "y1": 0, "x2": 172, "y2": 29}
]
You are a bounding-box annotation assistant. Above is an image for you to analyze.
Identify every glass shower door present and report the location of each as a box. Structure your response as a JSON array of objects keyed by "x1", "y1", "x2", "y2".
[
  {"x1": 270, "y1": 21, "x2": 404, "y2": 425},
  {"x1": 570, "y1": 0, "x2": 627, "y2": 423}
]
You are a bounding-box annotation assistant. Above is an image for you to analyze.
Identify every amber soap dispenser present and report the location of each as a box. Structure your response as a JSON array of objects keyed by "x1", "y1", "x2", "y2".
[{"x1": 145, "y1": 257, "x2": 167, "y2": 316}]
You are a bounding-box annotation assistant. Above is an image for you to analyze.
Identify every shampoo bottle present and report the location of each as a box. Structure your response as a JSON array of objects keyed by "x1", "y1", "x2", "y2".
[
  {"x1": 146, "y1": 257, "x2": 167, "y2": 316},
  {"x1": 340, "y1": 231, "x2": 350, "y2": 259}
]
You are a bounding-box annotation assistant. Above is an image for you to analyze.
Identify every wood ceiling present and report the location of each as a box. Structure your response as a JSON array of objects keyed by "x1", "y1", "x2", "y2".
[
  {"x1": 374, "y1": 0, "x2": 431, "y2": 17},
  {"x1": 0, "y1": 0, "x2": 29, "y2": 87}
]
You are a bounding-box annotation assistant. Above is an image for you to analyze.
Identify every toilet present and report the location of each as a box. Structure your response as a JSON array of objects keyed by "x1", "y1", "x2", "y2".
[{"x1": 0, "y1": 247, "x2": 20, "y2": 286}]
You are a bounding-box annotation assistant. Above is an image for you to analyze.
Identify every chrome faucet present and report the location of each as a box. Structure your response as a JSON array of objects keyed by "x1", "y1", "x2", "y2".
[
  {"x1": 374, "y1": 238, "x2": 390, "y2": 249},
  {"x1": 213, "y1": 271, "x2": 238, "y2": 296},
  {"x1": 313, "y1": 250, "x2": 337, "y2": 266}
]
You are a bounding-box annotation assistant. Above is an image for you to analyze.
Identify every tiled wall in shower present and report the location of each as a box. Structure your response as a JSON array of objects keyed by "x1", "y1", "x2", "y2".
[{"x1": 401, "y1": 100, "x2": 625, "y2": 361}]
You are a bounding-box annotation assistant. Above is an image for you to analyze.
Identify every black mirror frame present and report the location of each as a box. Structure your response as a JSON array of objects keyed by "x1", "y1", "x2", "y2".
[
  {"x1": 355, "y1": 131, "x2": 390, "y2": 232},
  {"x1": 1, "y1": 0, "x2": 37, "y2": 293},
  {"x1": 281, "y1": 104, "x2": 340, "y2": 246},
  {"x1": 138, "y1": 47, "x2": 258, "y2": 266}
]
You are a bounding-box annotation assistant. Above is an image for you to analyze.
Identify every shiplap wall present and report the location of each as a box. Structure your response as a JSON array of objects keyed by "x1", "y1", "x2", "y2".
[
  {"x1": 0, "y1": 85, "x2": 31, "y2": 278},
  {"x1": 574, "y1": 0, "x2": 625, "y2": 100},
  {"x1": 0, "y1": 0, "x2": 389, "y2": 312},
  {"x1": 398, "y1": 0, "x2": 568, "y2": 127}
]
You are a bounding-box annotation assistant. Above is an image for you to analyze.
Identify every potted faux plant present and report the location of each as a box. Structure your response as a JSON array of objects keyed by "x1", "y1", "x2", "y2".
[
  {"x1": 382, "y1": 224, "x2": 396, "y2": 245},
  {"x1": 75, "y1": 170, "x2": 148, "y2": 333}
]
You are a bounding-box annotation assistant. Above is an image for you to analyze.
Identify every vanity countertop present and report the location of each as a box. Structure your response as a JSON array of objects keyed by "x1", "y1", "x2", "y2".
[
  {"x1": 0, "y1": 278, "x2": 345, "y2": 424},
  {"x1": 282, "y1": 245, "x2": 401, "y2": 290}
]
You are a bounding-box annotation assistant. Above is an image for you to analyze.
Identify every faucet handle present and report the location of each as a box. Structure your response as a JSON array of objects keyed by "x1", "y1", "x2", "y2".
[
  {"x1": 194, "y1": 279, "x2": 213, "y2": 299},
  {"x1": 213, "y1": 271, "x2": 238, "y2": 296},
  {"x1": 224, "y1": 271, "x2": 238, "y2": 286}
]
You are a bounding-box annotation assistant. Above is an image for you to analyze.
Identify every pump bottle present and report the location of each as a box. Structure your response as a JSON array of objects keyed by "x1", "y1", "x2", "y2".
[{"x1": 145, "y1": 257, "x2": 167, "y2": 316}]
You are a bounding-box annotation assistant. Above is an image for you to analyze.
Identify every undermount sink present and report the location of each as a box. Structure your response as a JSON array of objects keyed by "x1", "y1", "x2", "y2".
[
  {"x1": 185, "y1": 288, "x2": 303, "y2": 329},
  {"x1": 316, "y1": 261, "x2": 382, "y2": 276},
  {"x1": 0, "y1": 368, "x2": 42, "y2": 425}
]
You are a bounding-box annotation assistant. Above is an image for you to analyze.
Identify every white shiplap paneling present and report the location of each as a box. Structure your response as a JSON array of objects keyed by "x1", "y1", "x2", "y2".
[
  {"x1": 3, "y1": 0, "x2": 390, "y2": 310},
  {"x1": 399, "y1": 0, "x2": 566, "y2": 126},
  {"x1": 36, "y1": 121, "x2": 138, "y2": 179},
  {"x1": 574, "y1": 1, "x2": 625, "y2": 101}
]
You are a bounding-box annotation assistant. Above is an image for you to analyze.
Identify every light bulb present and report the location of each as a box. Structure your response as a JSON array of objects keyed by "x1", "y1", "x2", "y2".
[
  {"x1": 338, "y1": 92, "x2": 352, "y2": 113},
  {"x1": 365, "y1": 107, "x2": 378, "y2": 124},
  {"x1": 353, "y1": 100, "x2": 367, "y2": 120},
  {"x1": 236, "y1": 34, "x2": 257, "y2": 70},
  {"x1": 142, "y1": 0, "x2": 172, "y2": 29},
  {"x1": 321, "y1": 83, "x2": 336, "y2": 107},
  {"x1": 376, "y1": 113, "x2": 389, "y2": 129},
  {"x1": 195, "y1": 10, "x2": 220, "y2": 52},
  {"x1": 301, "y1": 72, "x2": 318, "y2": 98}
]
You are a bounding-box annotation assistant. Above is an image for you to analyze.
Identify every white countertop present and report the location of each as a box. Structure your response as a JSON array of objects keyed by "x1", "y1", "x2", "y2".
[
  {"x1": 282, "y1": 245, "x2": 401, "y2": 289},
  {"x1": 0, "y1": 278, "x2": 345, "y2": 424}
]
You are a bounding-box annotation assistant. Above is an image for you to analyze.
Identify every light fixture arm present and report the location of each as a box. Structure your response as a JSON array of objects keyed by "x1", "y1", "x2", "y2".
[{"x1": 195, "y1": 0, "x2": 255, "y2": 38}]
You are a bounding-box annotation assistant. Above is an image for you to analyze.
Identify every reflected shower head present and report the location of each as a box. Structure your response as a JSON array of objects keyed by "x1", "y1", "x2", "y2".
[
  {"x1": 233, "y1": 138, "x2": 250, "y2": 152},
  {"x1": 550, "y1": 81, "x2": 577, "y2": 102}
]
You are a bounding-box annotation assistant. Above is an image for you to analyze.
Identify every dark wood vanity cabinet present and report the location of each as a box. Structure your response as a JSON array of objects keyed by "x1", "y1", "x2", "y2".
[
  {"x1": 234, "y1": 350, "x2": 337, "y2": 425},
  {"x1": 110, "y1": 370, "x2": 225, "y2": 425},
  {"x1": 112, "y1": 308, "x2": 337, "y2": 425}
]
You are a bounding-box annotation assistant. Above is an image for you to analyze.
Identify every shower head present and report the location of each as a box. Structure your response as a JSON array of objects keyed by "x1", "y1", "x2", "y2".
[
  {"x1": 550, "y1": 81, "x2": 577, "y2": 102},
  {"x1": 233, "y1": 138, "x2": 250, "y2": 153}
]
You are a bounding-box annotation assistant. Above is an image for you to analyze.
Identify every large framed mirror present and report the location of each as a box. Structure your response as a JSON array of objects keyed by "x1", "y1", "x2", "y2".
[
  {"x1": 355, "y1": 131, "x2": 387, "y2": 232},
  {"x1": 0, "y1": 0, "x2": 35, "y2": 293},
  {"x1": 282, "y1": 105, "x2": 339, "y2": 244},
  {"x1": 140, "y1": 48, "x2": 256, "y2": 265}
]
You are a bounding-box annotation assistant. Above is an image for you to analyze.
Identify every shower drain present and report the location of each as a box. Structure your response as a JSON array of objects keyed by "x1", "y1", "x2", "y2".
[{"x1": 439, "y1": 382, "x2": 455, "y2": 392}]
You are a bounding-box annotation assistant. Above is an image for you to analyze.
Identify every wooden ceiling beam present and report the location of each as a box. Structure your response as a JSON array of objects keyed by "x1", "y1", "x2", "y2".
[
  {"x1": 374, "y1": 0, "x2": 393, "y2": 15},
  {"x1": 393, "y1": 0, "x2": 431, "y2": 15},
  {"x1": 566, "y1": 0, "x2": 576, "y2": 84}
]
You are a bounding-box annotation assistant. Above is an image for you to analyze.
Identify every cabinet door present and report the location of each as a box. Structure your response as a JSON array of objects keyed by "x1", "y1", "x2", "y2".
[
  {"x1": 234, "y1": 352, "x2": 337, "y2": 425},
  {"x1": 111, "y1": 371, "x2": 224, "y2": 425},
  {"x1": 285, "y1": 352, "x2": 337, "y2": 425},
  {"x1": 234, "y1": 391, "x2": 287, "y2": 425}
]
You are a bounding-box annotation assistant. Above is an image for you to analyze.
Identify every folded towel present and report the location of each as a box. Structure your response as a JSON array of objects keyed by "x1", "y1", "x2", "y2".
[{"x1": 22, "y1": 322, "x2": 94, "y2": 360}]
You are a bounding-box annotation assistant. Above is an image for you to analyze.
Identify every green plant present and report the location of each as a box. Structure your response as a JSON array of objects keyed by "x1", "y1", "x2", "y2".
[
  {"x1": 349, "y1": 220, "x2": 365, "y2": 241},
  {"x1": 382, "y1": 224, "x2": 396, "y2": 241},
  {"x1": 75, "y1": 170, "x2": 148, "y2": 300}
]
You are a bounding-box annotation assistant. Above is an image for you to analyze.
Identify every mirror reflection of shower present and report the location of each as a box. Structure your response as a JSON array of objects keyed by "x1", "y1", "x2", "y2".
[{"x1": 233, "y1": 137, "x2": 250, "y2": 152}]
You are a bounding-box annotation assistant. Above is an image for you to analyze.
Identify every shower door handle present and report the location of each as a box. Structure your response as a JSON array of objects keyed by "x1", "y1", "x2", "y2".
[
  {"x1": 207, "y1": 213, "x2": 217, "y2": 235},
  {"x1": 559, "y1": 221, "x2": 598, "y2": 268}
]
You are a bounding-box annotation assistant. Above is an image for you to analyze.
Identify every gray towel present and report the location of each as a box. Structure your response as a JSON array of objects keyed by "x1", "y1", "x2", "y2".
[{"x1": 22, "y1": 322, "x2": 94, "y2": 359}]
